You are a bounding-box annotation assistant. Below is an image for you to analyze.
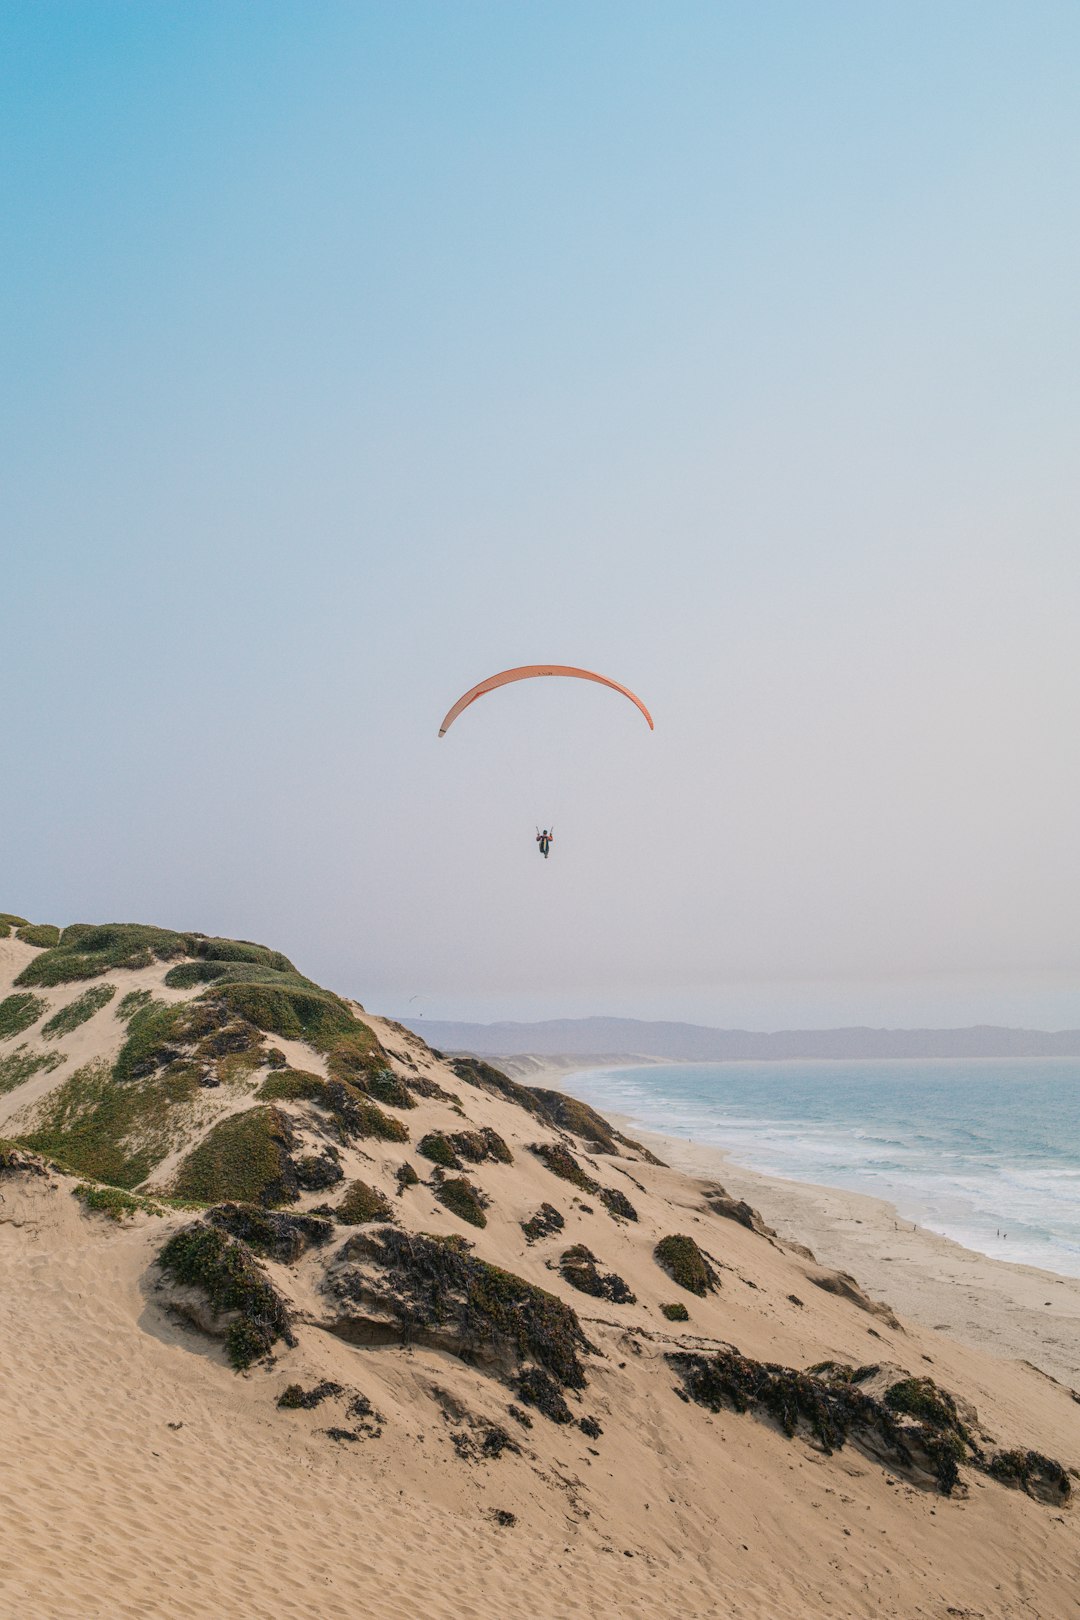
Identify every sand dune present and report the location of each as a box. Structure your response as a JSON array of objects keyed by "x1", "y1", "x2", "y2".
[{"x1": 2, "y1": 921, "x2": 1079, "y2": 1619}]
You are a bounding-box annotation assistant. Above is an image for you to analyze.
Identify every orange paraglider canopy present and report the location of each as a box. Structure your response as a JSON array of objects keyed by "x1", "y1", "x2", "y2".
[{"x1": 438, "y1": 665, "x2": 654, "y2": 736}]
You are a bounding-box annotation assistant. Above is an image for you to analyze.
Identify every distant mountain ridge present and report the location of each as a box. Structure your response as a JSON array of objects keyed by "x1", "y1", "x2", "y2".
[{"x1": 398, "y1": 1015, "x2": 1080, "y2": 1062}]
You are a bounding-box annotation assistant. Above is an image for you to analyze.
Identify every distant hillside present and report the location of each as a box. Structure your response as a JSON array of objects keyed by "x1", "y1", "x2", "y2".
[{"x1": 399, "y1": 1015, "x2": 1080, "y2": 1062}]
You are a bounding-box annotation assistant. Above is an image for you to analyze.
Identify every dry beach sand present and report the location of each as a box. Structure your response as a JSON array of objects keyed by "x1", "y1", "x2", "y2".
[
  {"x1": 3, "y1": 928, "x2": 1080, "y2": 1620},
  {"x1": 515, "y1": 1060, "x2": 1080, "y2": 1388}
]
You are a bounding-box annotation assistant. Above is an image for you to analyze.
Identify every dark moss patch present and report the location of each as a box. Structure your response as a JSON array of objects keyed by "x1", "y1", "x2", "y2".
[
  {"x1": 450, "y1": 1057, "x2": 548, "y2": 1118},
  {"x1": 521, "y1": 1202, "x2": 565, "y2": 1242},
  {"x1": 559, "y1": 1245, "x2": 636, "y2": 1304},
  {"x1": 420, "y1": 1126, "x2": 512, "y2": 1170},
  {"x1": 41, "y1": 984, "x2": 116, "y2": 1041},
  {"x1": 364, "y1": 1069, "x2": 416, "y2": 1110},
  {"x1": 323, "y1": 1081, "x2": 409, "y2": 1144},
  {"x1": 331, "y1": 1227, "x2": 590, "y2": 1396},
  {"x1": 529, "y1": 1149, "x2": 637, "y2": 1221},
  {"x1": 17, "y1": 1058, "x2": 198, "y2": 1185},
  {"x1": 527, "y1": 1089, "x2": 622, "y2": 1154},
  {"x1": 579, "y1": 1415, "x2": 603, "y2": 1439},
  {"x1": 112, "y1": 999, "x2": 216, "y2": 1086},
  {"x1": 988, "y1": 1449, "x2": 1071, "y2": 1503},
  {"x1": 395, "y1": 1162, "x2": 420, "y2": 1192},
  {"x1": 403, "y1": 1073, "x2": 460, "y2": 1102},
  {"x1": 807, "y1": 1361, "x2": 880, "y2": 1383},
  {"x1": 655, "y1": 1235, "x2": 718, "y2": 1297},
  {"x1": 418, "y1": 1131, "x2": 461, "y2": 1169},
  {"x1": 194, "y1": 1018, "x2": 264, "y2": 1063},
  {"x1": 345, "y1": 1392, "x2": 384, "y2": 1434},
  {"x1": 0, "y1": 992, "x2": 48, "y2": 1040},
  {"x1": 294, "y1": 1149, "x2": 343, "y2": 1191},
  {"x1": 884, "y1": 1376, "x2": 966, "y2": 1434},
  {"x1": 16, "y1": 923, "x2": 61, "y2": 948},
  {"x1": 158, "y1": 1220, "x2": 295, "y2": 1369},
  {"x1": 434, "y1": 1175, "x2": 488, "y2": 1228},
  {"x1": 450, "y1": 1061, "x2": 659, "y2": 1163},
  {"x1": 661, "y1": 1301, "x2": 690, "y2": 1322},
  {"x1": 480, "y1": 1424, "x2": 520, "y2": 1459},
  {"x1": 205, "y1": 1202, "x2": 334, "y2": 1262},
  {"x1": 667, "y1": 1352, "x2": 1012, "y2": 1497},
  {"x1": 515, "y1": 1367, "x2": 573, "y2": 1423},
  {"x1": 335, "y1": 1179, "x2": 395, "y2": 1225},
  {"x1": 172, "y1": 1106, "x2": 299, "y2": 1206},
  {"x1": 598, "y1": 1186, "x2": 638, "y2": 1221},
  {"x1": 450, "y1": 1126, "x2": 513, "y2": 1165},
  {"x1": 491, "y1": 1509, "x2": 517, "y2": 1527},
  {"x1": 530, "y1": 1141, "x2": 599, "y2": 1193},
  {"x1": 673, "y1": 1348, "x2": 905, "y2": 1452},
  {"x1": 278, "y1": 1380, "x2": 344, "y2": 1409},
  {"x1": 257, "y1": 1069, "x2": 409, "y2": 1144}
]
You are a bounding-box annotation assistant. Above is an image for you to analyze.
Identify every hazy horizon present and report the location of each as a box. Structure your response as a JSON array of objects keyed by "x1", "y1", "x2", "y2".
[{"x1": 4, "y1": 3, "x2": 1079, "y2": 1029}]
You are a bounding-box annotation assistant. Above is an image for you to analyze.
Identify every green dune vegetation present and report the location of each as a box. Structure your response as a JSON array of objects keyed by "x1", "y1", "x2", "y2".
[
  {"x1": 16, "y1": 923, "x2": 61, "y2": 948},
  {"x1": 0, "y1": 993, "x2": 48, "y2": 1040},
  {"x1": 7, "y1": 921, "x2": 409, "y2": 1187},
  {"x1": 172, "y1": 1106, "x2": 301, "y2": 1206},
  {"x1": 335, "y1": 1178, "x2": 395, "y2": 1225},
  {"x1": 41, "y1": 984, "x2": 116, "y2": 1040},
  {"x1": 1, "y1": 906, "x2": 1074, "y2": 1536},
  {"x1": 157, "y1": 1221, "x2": 297, "y2": 1370},
  {"x1": 0, "y1": 1045, "x2": 64, "y2": 1097},
  {"x1": 654, "y1": 1234, "x2": 719, "y2": 1295}
]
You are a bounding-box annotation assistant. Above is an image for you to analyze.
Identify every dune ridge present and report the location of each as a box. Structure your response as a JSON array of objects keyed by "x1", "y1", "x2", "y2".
[{"x1": 2, "y1": 915, "x2": 1079, "y2": 1619}]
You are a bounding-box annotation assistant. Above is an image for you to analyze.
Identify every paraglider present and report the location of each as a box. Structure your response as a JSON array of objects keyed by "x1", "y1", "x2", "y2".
[
  {"x1": 437, "y1": 665, "x2": 654, "y2": 737},
  {"x1": 438, "y1": 665, "x2": 652, "y2": 860}
]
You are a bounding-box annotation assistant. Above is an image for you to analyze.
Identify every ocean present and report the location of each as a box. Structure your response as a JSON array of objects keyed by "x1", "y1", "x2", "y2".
[{"x1": 566, "y1": 1058, "x2": 1080, "y2": 1279}]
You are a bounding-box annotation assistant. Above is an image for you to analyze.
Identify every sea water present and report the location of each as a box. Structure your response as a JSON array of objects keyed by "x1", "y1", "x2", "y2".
[{"x1": 566, "y1": 1058, "x2": 1080, "y2": 1278}]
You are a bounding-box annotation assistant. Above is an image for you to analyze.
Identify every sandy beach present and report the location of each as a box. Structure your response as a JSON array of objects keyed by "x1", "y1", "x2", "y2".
[
  {"x1": 5, "y1": 931, "x2": 1080, "y2": 1620},
  {"x1": 529, "y1": 1062, "x2": 1080, "y2": 1389}
]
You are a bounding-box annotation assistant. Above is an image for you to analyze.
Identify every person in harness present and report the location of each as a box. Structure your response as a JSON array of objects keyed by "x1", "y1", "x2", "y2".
[{"x1": 536, "y1": 827, "x2": 554, "y2": 859}]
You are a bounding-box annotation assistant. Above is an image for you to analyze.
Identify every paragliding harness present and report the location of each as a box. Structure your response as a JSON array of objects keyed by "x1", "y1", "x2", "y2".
[{"x1": 536, "y1": 825, "x2": 554, "y2": 859}]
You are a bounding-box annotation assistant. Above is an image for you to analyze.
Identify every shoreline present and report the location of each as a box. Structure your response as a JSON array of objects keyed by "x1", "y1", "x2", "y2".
[{"x1": 530, "y1": 1060, "x2": 1080, "y2": 1388}]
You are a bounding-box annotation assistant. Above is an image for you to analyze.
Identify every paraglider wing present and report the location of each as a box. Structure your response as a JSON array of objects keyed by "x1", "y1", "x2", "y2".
[{"x1": 438, "y1": 665, "x2": 654, "y2": 736}]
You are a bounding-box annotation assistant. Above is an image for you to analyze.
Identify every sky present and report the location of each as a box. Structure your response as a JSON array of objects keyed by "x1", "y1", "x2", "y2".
[{"x1": 2, "y1": 1, "x2": 1079, "y2": 1029}]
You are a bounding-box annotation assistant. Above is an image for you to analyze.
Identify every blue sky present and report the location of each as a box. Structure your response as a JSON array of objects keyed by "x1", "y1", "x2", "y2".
[{"x1": 3, "y1": 2, "x2": 1079, "y2": 1026}]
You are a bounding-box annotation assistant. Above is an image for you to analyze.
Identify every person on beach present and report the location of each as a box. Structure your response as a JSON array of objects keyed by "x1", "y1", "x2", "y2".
[{"x1": 536, "y1": 828, "x2": 554, "y2": 859}]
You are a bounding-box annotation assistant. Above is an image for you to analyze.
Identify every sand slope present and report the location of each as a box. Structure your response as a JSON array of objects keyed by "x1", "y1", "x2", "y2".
[{"x1": 2, "y1": 928, "x2": 1079, "y2": 1619}]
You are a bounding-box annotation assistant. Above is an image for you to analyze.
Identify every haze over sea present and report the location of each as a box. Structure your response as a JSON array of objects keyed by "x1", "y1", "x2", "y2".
[{"x1": 567, "y1": 1059, "x2": 1080, "y2": 1279}]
